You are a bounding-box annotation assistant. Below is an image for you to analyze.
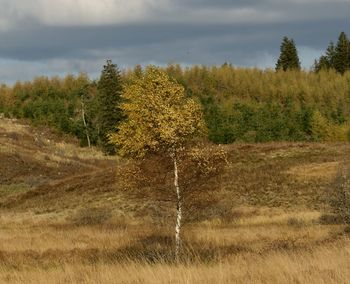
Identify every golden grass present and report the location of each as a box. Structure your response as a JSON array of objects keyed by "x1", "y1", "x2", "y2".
[
  {"x1": 0, "y1": 118, "x2": 116, "y2": 164},
  {"x1": 1, "y1": 246, "x2": 349, "y2": 284},
  {"x1": 53, "y1": 142, "x2": 118, "y2": 161},
  {"x1": 0, "y1": 183, "x2": 348, "y2": 284},
  {"x1": 286, "y1": 161, "x2": 339, "y2": 181},
  {"x1": 0, "y1": 208, "x2": 348, "y2": 284},
  {"x1": 0, "y1": 118, "x2": 29, "y2": 134},
  {"x1": 1, "y1": 119, "x2": 350, "y2": 283}
]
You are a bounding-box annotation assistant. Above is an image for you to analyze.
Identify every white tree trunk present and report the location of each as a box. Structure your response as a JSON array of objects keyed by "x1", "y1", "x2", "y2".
[
  {"x1": 173, "y1": 154, "x2": 182, "y2": 262},
  {"x1": 81, "y1": 97, "x2": 91, "y2": 148}
]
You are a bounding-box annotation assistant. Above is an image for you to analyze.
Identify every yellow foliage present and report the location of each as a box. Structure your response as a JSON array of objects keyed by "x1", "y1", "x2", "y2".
[
  {"x1": 110, "y1": 66, "x2": 206, "y2": 157},
  {"x1": 0, "y1": 84, "x2": 15, "y2": 109},
  {"x1": 310, "y1": 111, "x2": 349, "y2": 142},
  {"x1": 161, "y1": 65, "x2": 350, "y2": 115}
]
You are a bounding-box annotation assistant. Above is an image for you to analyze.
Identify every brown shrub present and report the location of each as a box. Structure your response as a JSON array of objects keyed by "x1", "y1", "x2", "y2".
[
  {"x1": 328, "y1": 164, "x2": 350, "y2": 224},
  {"x1": 70, "y1": 207, "x2": 112, "y2": 226},
  {"x1": 318, "y1": 214, "x2": 344, "y2": 225},
  {"x1": 115, "y1": 141, "x2": 228, "y2": 224},
  {"x1": 287, "y1": 217, "x2": 306, "y2": 227}
]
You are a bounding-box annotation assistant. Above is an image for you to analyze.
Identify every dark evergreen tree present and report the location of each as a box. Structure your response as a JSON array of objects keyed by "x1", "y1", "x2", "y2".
[
  {"x1": 314, "y1": 41, "x2": 336, "y2": 72},
  {"x1": 334, "y1": 32, "x2": 350, "y2": 74},
  {"x1": 276, "y1": 37, "x2": 301, "y2": 71},
  {"x1": 97, "y1": 59, "x2": 124, "y2": 155},
  {"x1": 326, "y1": 41, "x2": 336, "y2": 67},
  {"x1": 314, "y1": 56, "x2": 328, "y2": 72}
]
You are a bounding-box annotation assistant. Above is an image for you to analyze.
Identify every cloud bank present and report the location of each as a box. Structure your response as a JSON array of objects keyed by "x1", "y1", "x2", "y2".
[{"x1": 0, "y1": 0, "x2": 349, "y2": 83}]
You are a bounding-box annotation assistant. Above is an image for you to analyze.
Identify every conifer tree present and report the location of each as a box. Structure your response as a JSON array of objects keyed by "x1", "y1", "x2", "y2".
[
  {"x1": 276, "y1": 37, "x2": 301, "y2": 71},
  {"x1": 97, "y1": 59, "x2": 123, "y2": 155},
  {"x1": 326, "y1": 41, "x2": 336, "y2": 67},
  {"x1": 314, "y1": 41, "x2": 336, "y2": 72},
  {"x1": 334, "y1": 32, "x2": 350, "y2": 74}
]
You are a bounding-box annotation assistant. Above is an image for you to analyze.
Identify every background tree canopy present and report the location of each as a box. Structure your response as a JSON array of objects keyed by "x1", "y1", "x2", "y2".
[
  {"x1": 314, "y1": 32, "x2": 350, "y2": 74},
  {"x1": 2, "y1": 32, "x2": 350, "y2": 148},
  {"x1": 276, "y1": 37, "x2": 301, "y2": 71}
]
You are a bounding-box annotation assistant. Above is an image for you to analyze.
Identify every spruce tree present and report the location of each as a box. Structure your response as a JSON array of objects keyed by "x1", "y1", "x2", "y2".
[
  {"x1": 326, "y1": 41, "x2": 336, "y2": 67},
  {"x1": 334, "y1": 32, "x2": 350, "y2": 74},
  {"x1": 276, "y1": 37, "x2": 301, "y2": 71},
  {"x1": 97, "y1": 59, "x2": 123, "y2": 155},
  {"x1": 314, "y1": 41, "x2": 336, "y2": 72},
  {"x1": 314, "y1": 56, "x2": 329, "y2": 72}
]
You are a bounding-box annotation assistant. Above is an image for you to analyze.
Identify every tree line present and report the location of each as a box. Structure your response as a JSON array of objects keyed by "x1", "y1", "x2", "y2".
[
  {"x1": 0, "y1": 60, "x2": 123, "y2": 154},
  {"x1": 1, "y1": 32, "x2": 350, "y2": 152},
  {"x1": 277, "y1": 32, "x2": 350, "y2": 74}
]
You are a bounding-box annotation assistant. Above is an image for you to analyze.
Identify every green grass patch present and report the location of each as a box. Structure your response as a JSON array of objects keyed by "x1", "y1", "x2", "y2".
[{"x1": 0, "y1": 183, "x2": 31, "y2": 198}]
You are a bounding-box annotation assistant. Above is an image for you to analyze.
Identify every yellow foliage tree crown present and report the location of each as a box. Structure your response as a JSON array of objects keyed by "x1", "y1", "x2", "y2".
[{"x1": 110, "y1": 66, "x2": 206, "y2": 158}]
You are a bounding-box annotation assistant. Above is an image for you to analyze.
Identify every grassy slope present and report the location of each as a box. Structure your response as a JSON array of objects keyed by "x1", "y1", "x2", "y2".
[{"x1": 0, "y1": 118, "x2": 350, "y2": 283}]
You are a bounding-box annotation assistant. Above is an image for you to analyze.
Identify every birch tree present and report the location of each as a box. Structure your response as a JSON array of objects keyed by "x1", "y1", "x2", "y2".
[
  {"x1": 81, "y1": 93, "x2": 91, "y2": 148},
  {"x1": 110, "y1": 66, "x2": 206, "y2": 261}
]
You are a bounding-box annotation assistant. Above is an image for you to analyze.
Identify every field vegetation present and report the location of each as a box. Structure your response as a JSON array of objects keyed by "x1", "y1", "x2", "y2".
[{"x1": 0, "y1": 118, "x2": 350, "y2": 283}]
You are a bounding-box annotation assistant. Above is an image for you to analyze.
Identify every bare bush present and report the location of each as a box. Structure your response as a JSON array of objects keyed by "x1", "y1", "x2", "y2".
[
  {"x1": 328, "y1": 164, "x2": 350, "y2": 224},
  {"x1": 116, "y1": 142, "x2": 228, "y2": 224},
  {"x1": 287, "y1": 217, "x2": 306, "y2": 227},
  {"x1": 70, "y1": 207, "x2": 112, "y2": 226}
]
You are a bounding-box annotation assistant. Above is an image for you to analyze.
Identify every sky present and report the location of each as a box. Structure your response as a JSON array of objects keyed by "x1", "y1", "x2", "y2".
[{"x1": 0, "y1": 0, "x2": 349, "y2": 83}]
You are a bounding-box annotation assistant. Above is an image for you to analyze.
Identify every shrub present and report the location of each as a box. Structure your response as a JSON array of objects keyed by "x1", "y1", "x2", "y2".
[
  {"x1": 70, "y1": 207, "x2": 112, "y2": 226},
  {"x1": 287, "y1": 217, "x2": 306, "y2": 227},
  {"x1": 328, "y1": 164, "x2": 350, "y2": 224},
  {"x1": 318, "y1": 213, "x2": 344, "y2": 225}
]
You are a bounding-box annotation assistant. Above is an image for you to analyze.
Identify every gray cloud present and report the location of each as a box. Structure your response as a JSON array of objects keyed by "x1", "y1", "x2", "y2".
[{"x1": 0, "y1": 0, "x2": 349, "y2": 83}]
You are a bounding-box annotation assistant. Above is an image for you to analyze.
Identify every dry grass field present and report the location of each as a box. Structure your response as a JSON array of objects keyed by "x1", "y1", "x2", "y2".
[{"x1": 1, "y1": 118, "x2": 350, "y2": 283}]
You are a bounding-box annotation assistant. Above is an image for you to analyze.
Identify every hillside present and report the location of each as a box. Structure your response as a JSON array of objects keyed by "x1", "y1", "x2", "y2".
[
  {"x1": 1, "y1": 118, "x2": 350, "y2": 283},
  {"x1": 1, "y1": 117, "x2": 348, "y2": 215}
]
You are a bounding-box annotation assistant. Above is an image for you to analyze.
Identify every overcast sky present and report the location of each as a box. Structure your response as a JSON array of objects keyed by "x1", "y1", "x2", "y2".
[{"x1": 0, "y1": 0, "x2": 349, "y2": 83}]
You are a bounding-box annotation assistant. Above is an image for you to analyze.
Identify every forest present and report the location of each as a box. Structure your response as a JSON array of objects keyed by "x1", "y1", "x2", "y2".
[{"x1": 1, "y1": 32, "x2": 350, "y2": 151}]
